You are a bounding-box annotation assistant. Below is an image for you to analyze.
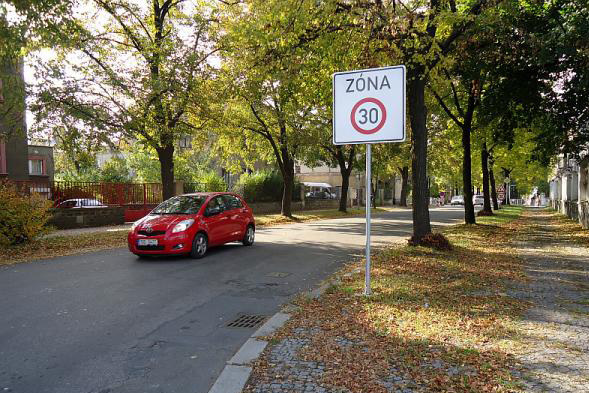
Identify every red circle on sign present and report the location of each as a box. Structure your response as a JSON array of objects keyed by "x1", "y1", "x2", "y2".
[{"x1": 350, "y1": 97, "x2": 387, "y2": 134}]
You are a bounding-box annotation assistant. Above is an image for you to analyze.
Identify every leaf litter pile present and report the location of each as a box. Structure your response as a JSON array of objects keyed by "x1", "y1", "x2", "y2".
[{"x1": 246, "y1": 207, "x2": 529, "y2": 392}]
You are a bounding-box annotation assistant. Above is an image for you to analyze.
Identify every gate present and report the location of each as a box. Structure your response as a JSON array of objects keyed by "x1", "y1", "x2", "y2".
[{"x1": 11, "y1": 181, "x2": 164, "y2": 222}]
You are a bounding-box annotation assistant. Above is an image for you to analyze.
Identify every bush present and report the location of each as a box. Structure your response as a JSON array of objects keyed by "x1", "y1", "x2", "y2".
[
  {"x1": 0, "y1": 182, "x2": 53, "y2": 246},
  {"x1": 408, "y1": 232, "x2": 452, "y2": 251},
  {"x1": 232, "y1": 171, "x2": 302, "y2": 203},
  {"x1": 197, "y1": 171, "x2": 227, "y2": 192},
  {"x1": 99, "y1": 157, "x2": 131, "y2": 183}
]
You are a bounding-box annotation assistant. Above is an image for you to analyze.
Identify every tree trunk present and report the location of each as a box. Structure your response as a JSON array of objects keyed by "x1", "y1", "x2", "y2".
[
  {"x1": 407, "y1": 75, "x2": 432, "y2": 241},
  {"x1": 392, "y1": 175, "x2": 397, "y2": 205},
  {"x1": 399, "y1": 166, "x2": 409, "y2": 206},
  {"x1": 489, "y1": 155, "x2": 499, "y2": 210},
  {"x1": 339, "y1": 171, "x2": 350, "y2": 212},
  {"x1": 480, "y1": 142, "x2": 493, "y2": 214},
  {"x1": 334, "y1": 145, "x2": 354, "y2": 213},
  {"x1": 281, "y1": 153, "x2": 294, "y2": 217},
  {"x1": 157, "y1": 144, "x2": 175, "y2": 200},
  {"x1": 462, "y1": 126, "x2": 476, "y2": 224}
]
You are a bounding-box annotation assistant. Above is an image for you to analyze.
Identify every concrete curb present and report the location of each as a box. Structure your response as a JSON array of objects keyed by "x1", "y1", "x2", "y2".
[
  {"x1": 206, "y1": 312, "x2": 292, "y2": 393},
  {"x1": 206, "y1": 275, "x2": 344, "y2": 393},
  {"x1": 207, "y1": 365, "x2": 252, "y2": 393}
]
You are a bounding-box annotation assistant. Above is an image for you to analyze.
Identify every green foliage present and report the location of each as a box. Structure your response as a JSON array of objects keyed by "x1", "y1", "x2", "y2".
[
  {"x1": 233, "y1": 171, "x2": 284, "y2": 203},
  {"x1": 232, "y1": 171, "x2": 301, "y2": 203},
  {"x1": 0, "y1": 182, "x2": 53, "y2": 246},
  {"x1": 30, "y1": 0, "x2": 221, "y2": 198},
  {"x1": 493, "y1": 129, "x2": 549, "y2": 195},
  {"x1": 126, "y1": 145, "x2": 220, "y2": 184},
  {"x1": 99, "y1": 157, "x2": 131, "y2": 183},
  {"x1": 197, "y1": 171, "x2": 226, "y2": 192},
  {"x1": 429, "y1": 183, "x2": 440, "y2": 198},
  {"x1": 52, "y1": 127, "x2": 102, "y2": 181},
  {"x1": 126, "y1": 147, "x2": 161, "y2": 182},
  {"x1": 54, "y1": 149, "x2": 100, "y2": 182},
  {"x1": 536, "y1": 179, "x2": 550, "y2": 196}
]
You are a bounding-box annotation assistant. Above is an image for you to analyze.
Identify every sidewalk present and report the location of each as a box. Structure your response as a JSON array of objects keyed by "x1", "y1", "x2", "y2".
[
  {"x1": 240, "y1": 208, "x2": 589, "y2": 393},
  {"x1": 44, "y1": 223, "x2": 132, "y2": 238},
  {"x1": 509, "y1": 209, "x2": 589, "y2": 392}
]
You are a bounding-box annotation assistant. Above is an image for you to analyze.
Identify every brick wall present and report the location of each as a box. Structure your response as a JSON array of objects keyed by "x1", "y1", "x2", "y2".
[{"x1": 48, "y1": 207, "x2": 125, "y2": 229}]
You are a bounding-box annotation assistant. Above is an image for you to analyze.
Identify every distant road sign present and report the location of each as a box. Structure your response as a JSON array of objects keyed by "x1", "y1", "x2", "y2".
[
  {"x1": 333, "y1": 66, "x2": 405, "y2": 145},
  {"x1": 497, "y1": 185, "x2": 505, "y2": 200}
]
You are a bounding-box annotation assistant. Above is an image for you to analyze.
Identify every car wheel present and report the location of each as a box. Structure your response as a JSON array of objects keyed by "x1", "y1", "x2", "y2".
[
  {"x1": 242, "y1": 225, "x2": 255, "y2": 246},
  {"x1": 191, "y1": 233, "x2": 208, "y2": 259}
]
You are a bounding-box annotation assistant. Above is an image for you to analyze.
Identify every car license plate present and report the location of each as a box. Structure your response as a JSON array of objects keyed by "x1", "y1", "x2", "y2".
[{"x1": 138, "y1": 239, "x2": 158, "y2": 246}]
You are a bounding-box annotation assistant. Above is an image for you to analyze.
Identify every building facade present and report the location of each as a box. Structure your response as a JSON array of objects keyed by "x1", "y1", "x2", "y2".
[
  {"x1": 549, "y1": 153, "x2": 589, "y2": 228},
  {"x1": 1, "y1": 58, "x2": 54, "y2": 182},
  {"x1": 296, "y1": 161, "x2": 403, "y2": 206}
]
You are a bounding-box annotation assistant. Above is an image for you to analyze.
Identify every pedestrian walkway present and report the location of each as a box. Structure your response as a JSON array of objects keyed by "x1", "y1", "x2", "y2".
[
  {"x1": 510, "y1": 209, "x2": 589, "y2": 392},
  {"x1": 241, "y1": 208, "x2": 589, "y2": 393},
  {"x1": 43, "y1": 223, "x2": 132, "y2": 238}
]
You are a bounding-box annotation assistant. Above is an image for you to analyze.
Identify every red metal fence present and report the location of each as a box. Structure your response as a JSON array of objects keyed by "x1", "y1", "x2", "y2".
[{"x1": 11, "y1": 181, "x2": 164, "y2": 222}]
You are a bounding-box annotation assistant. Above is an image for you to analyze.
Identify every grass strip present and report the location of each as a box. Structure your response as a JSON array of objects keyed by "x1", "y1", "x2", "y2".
[
  {"x1": 0, "y1": 207, "x2": 393, "y2": 265},
  {"x1": 247, "y1": 206, "x2": 528, "y2": 392}
]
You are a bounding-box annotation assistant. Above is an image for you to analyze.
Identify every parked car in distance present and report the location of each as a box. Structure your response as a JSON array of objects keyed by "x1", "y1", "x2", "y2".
[
  {"x1": 473, "y1": 194, "x2": 485, "y2": 206},
  {"x1": 128, "y1": 192, "x2": 255, "y2": 259},
  {"x1": 306, "y1": 190, "x2": 337, "y2": 199},
  {"x1": 450, "y1": 195, "x2": 464, "y2": 205},
  {"x1": 56, "y1": 198, "x2": 107, "y2": 208}
]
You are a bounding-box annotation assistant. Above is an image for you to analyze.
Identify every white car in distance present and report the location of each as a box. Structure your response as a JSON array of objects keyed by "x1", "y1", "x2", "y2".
[{"x1": 450, "y1": 195, "x2": 464, "y2": 205}]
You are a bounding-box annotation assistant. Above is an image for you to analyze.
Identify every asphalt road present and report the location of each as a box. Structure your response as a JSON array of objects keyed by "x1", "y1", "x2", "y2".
[{"x1": 0, "y1": 207, "x2": 467, "y2": 393}]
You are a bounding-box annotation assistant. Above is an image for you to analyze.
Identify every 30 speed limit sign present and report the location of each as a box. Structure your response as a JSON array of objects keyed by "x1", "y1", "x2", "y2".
[
  {"x1": 332, "y1": 65, "x2": 406, "y2": 297},
  {"x1": 332, "y1": 65, "x2": 405, "y2": 144}
]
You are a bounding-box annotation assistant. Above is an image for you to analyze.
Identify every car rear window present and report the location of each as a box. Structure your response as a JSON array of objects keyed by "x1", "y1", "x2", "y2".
[{"x1": 152, "y1": 196, "x2": 206, "y2": 214}]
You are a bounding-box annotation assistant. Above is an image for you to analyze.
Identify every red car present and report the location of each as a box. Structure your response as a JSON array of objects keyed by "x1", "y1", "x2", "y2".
[{"x1": 128, "y1": 192, "x2": 255, "y2": 259}]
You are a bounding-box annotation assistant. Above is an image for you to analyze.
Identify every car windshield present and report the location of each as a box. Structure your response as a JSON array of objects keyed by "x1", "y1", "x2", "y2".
[{"x1": 151, "y1": 196, "x2": 206, "y2": 215}]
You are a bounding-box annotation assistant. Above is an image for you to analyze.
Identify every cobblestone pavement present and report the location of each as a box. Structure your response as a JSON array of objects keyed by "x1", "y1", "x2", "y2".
[
  {"x1": 510, "y1": 210, "x2": 589, "y2": 392},
  {"x1": 247, "y1": 329, "x2": 416, "y2": 393}
]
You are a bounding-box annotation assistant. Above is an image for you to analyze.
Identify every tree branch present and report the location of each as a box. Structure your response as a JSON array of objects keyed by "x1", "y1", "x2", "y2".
[{"x1": 429, "y1": 86, "x2": 465, "y2": 129}]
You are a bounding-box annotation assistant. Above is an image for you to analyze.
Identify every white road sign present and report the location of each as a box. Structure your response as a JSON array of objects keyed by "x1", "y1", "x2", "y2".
[{"x1": 332, "y1": 65, "x2": 406, "y2": 145}]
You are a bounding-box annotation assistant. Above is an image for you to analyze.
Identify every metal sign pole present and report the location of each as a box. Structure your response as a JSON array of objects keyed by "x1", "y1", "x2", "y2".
[{"x1": 365, "y1": 144, "x2": 372, "y2": 296}]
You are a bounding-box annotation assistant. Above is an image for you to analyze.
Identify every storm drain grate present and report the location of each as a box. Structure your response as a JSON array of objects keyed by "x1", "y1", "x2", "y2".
[
  {"x1": 266, "y1": 272, "x2": 291, "y2": 278},
  {"x1": 226, "y1": 314, "x2": 267, "y2": 328}
]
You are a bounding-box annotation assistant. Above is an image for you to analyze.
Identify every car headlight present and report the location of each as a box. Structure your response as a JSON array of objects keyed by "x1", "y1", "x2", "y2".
[{"x1": 172, "y1": 219, "x2": 195, "y2": 233}]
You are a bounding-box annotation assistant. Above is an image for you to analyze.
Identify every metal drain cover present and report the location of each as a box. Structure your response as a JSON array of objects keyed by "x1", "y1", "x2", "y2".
[
  {"x1": 226, "y1": 314, "x2": 267, "y2": 328},
  {"x1": 266, "y1": 272, "x2": 291, "y2": 278}
]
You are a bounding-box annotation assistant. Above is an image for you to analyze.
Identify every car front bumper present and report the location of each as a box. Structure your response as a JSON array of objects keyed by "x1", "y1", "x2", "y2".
[{"x1": 127, "y1": 232, "x2": 192, "y2": 255}]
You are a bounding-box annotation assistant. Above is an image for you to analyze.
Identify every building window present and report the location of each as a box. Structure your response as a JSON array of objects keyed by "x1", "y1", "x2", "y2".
[
  {"x1": 179, "y1": 135, "x2": 192, "y2": 149},
  {"x1": 28, "y1": 158, "x2": 44, "y2": 175}
]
